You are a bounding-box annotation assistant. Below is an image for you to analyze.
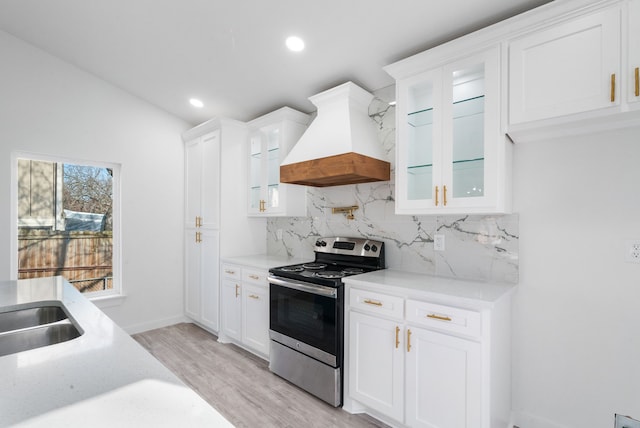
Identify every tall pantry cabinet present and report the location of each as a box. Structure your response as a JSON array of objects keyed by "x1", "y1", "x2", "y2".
[{"x1": 182, "y1": 118, "x2": 266, "y2": 333}]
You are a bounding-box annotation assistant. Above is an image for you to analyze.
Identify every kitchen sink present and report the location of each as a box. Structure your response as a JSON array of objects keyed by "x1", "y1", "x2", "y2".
[
  {"x1": 0, "y1": 306, "x2": 68, "y2": 333},
  {"x1": 0, "y1": 304, "x2": 83, "y2": 357}
]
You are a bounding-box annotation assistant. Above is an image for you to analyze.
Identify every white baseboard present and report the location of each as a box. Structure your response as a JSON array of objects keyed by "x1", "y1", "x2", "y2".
[
  {"x1": 511, "y1": 410, "x2": 570, "y2": 428},
  {"x1": 122, "y1": 315, "x2": 190, "y2": 335}
]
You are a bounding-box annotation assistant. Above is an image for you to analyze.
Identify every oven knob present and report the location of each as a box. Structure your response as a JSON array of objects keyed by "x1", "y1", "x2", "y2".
[
  {"x1": 371, "y1": 245, "x2": 378, "y2": 252},
  {"x1": 315, "y1": 240, "x2": 326, "y2": 247},
  {"x1": 364, "y1": 244, "x2": 370, "y2": 251}
]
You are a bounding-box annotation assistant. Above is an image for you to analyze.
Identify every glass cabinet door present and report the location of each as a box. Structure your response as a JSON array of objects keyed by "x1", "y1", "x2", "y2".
[
  {"x1": 450, "y1": 63, "x2": 485, "y2": 200},
  {"x1": 265, "y1": 127, "x2": 280, "y2": 210},
  {"x1": 249, "y1": 133, "x2": 263, "y2": 212}
]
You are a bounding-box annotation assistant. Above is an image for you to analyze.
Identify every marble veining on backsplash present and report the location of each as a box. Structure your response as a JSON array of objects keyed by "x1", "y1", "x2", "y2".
[{"x1": 267, "y1": 88, "x2": 519, "y2": 284}]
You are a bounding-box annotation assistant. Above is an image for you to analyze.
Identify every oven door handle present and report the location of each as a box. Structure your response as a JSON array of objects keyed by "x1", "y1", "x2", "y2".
[{"x1": 269, "y1": 276, "x2": 338, "y2": 299}]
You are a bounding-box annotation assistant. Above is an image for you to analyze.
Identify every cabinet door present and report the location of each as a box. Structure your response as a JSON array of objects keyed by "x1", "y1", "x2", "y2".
[
  {"x1": 199, "y1": 229, "x2": 220, "y2": 331},
  {"x1": 184, "y1": 139, "x2": 202, "y2": 228},
  {"x1": 509, "y1": 6, "x2": 621, "y2": 124},
  {"x1": 405, "y1": 327, "x2": 482, "y2": 428},
  {"x1": 441, "y1": 47, "x2": 501, "y2": 211},
  {"x1": 242, "y1": 282, "x2": 270, "y2": 356},
  {"x1": 628, "y1": 0, "x2": 640, "y2": 105},
  {"x1": 221, "y1": 278, "x2": 242, "y2": 341},
  {"x1": 248, "y1": 131, "x2": 265, "y2": 215},
  {"x1": 349, "y1": 311, "x2": 404, "y2": 422},
  {"x1": 199, "y1": 132, "x2": 220, "y2": 229},
  {"x1": 184, "y1": 228, "x2": 201, "y2": 321},
  {"x1": 396, "y1": 68, "x2": 443, "y2": 213}
]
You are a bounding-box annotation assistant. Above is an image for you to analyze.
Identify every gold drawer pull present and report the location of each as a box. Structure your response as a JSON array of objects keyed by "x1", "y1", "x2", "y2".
[
  {"x1": 395, "y1": 326, "x2": 400, "y2": 349},
  {"x1": 427, "y1": 313, "x2": 452, "y2": 322},
  {"x1": 407, "y1": 329, "x2": 412, "y2": 352},
  {"x1": 635, "y1": 67, "x2": 639, "y2": 97},
  {"x1": 249, "y1": 294, "x2": 260, "y2": 300},
  {"x1": 225, "y1": 270, "x2": 236, "y2": 275},
  {"x1": 363, "y1": 299, "x2": 383, "y2": 307},
  {"x1": 249, "y1": 274, "x2": 260, "y2": 280}
]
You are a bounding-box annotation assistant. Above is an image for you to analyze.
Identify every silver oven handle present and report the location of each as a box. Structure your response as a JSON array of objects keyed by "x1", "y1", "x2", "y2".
[{"x1": 268, "y1": 275, "x2": 338, "y2": 299}]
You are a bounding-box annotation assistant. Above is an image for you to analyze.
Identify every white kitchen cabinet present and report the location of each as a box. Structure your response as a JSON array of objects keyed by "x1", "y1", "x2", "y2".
[
  {"x1": 349, "y1": 310, "x2": 404, "y2": 422},
  {"x1": 219, "y1": 263, "x2": 270, "y2": 358},
  {"x1": 183, "y1": 118, "x2": 260, "y2": 334},
  {"x1": 344, "y1": 273, "x2": 512, "y2": 428},
  {"x1": 220, "y1": 269, "x2": 242, "y2": 341},
  {"x1": 247, "y1": 107, "x2": 309, "y2": 217},
  {"x1": 509, "y1": 5, "x2": 621, "y2": 125},
  {"x1": 184, "y1": 131, "x2": 221, "y2": 331},
  {"x1": 387, "y1": 45, "x2": 511, "y2": 215},
  {"x1": 405, "y1": 317, "x2": 482, "y2": 428}
]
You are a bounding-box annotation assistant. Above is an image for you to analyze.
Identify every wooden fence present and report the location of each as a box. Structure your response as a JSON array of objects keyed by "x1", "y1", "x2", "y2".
[{"x1": 18, "y1": 230, "x2": 113, "y2": 293}]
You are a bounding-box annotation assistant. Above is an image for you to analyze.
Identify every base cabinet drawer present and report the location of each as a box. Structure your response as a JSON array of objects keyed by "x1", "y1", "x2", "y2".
[{"x1": 406, "y1": 300, "x2": 481, "y2": 338}]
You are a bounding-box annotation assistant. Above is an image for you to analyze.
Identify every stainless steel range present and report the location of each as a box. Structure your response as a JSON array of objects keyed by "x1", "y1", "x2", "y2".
[{"x1": 268, "y1": 237, "x2": 385, "y2": 407}]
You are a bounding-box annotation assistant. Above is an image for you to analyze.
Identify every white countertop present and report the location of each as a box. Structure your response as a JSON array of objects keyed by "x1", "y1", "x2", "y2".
[
  {"x1": 221, "y1": 254, "x2": 304, "y2": 271},
  {"x1": 343, "y1": 269, "x2": 515, "y2": 310},
  {"x1": 0, "y1": 276, "x2": 233, "y2": 428}
]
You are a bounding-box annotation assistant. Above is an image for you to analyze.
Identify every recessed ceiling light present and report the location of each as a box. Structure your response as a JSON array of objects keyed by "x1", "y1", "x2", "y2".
[
  {"x1": 189, "y1": 98, "x2": 204, "y2": 108},
  {"x1": 286, "y1": 36, "x2": 305, "y2": 52}
]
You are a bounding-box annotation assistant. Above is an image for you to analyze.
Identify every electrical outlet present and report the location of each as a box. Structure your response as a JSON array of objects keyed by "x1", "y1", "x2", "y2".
[
  {"x1": 625, "y1": 240, "x2": 640, "y2": 263},
  {"x1": 276, "y1": 229, "x2": 283, "y2": 241},
  {"x1": 434, "y1": 234, "x2": 445, "y2": 251},
  {"x1": 615, "y1": 414, "x2": 640, "y2": 428}
]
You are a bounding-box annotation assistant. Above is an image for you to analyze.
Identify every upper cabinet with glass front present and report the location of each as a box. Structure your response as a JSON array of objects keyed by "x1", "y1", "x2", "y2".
[
  {"x1": 386, "y1": 45, "x2": 512, "y2": 215},
  {"x1": 247, "y1": 107, "x2": 310, "y2": 217}
]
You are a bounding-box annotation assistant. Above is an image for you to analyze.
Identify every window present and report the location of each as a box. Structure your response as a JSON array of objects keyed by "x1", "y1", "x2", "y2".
[{"x1": 13, "y1": 153, "x2": 121, "y2": 298}]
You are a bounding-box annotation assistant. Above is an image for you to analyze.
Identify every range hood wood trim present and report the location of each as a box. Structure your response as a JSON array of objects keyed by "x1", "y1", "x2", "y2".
[{"x1": 280, "y1": 152, "x2": 390, "y2": 187}]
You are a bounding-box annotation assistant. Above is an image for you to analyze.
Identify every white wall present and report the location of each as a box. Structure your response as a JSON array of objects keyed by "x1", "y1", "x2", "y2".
[
  {"x1": 511, "y1": 126, "x2": 640, "y2": 427},
  {"x1": 0, "y1": 30, "x2": 191, "y2": 333}
]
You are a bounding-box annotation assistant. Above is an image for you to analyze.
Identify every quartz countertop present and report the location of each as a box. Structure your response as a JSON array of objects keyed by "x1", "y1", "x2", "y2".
[
  {"x1": 221, "y1": 254, "x2": 305, "y2": 271},
  {"x1": 0, "y1": 276, "x2": 233, "y2": 428},
  {"x1": 343, "y1": 269, "x2": 516, "y2": 310}
]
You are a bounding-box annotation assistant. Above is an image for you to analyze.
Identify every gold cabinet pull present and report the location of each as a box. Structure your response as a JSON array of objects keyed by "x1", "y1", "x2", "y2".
[
  {"x1": 249, "y1": 274, "x2": 260, "y2": 280},
  {"x1": 611, "y1": 73, "x2": 616, "y2": 102},
  {"x1": 635, "y1": 67, "x2": 639, "y2": 97},
  {"x1": 443, "y1": 185, "x2": 448, "y2": 206},
  {"x1": 259, "y1": 200, "x2": 266, "y2": 212},
  {"x1": 249, "y1": 294, "x2": 260, "y2": 300},
  {"x1": 225, "y1": 269, "x2": 236, "y2": 275},
  {"x1": 195, "y1": 231, "x2": 202, "y2": 243},
  {"x1": 427, "y1": 313, "x2": 452, "y2": 322},
  {"x1": 435, "y1": 185, "x2": 439, "y2": 206},
  {"x1": 363, "y1": 299, "x2": 382, "y2": 307},
  {"x1": 395, "y1": 326, "x2": 400, "y2": 349},
  {"x1": 407, "y1": 329, "x2": 412, "y2": 352},
  {"x1": 235, "y1": 284, "x2": 240, "y2": 298}
]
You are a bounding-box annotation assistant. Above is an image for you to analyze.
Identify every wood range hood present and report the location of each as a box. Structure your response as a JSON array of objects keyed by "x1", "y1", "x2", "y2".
[{"x1": 280, "y1": 82, "x2": 390, "y2": 187}]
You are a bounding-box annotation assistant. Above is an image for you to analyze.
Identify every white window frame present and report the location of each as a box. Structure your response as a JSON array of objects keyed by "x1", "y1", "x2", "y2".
[{"x1": 10, "y1": 151, "x2": 123, "y2": 304}]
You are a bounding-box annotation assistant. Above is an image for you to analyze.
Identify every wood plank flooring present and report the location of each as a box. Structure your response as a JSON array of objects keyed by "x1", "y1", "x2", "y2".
[{"x1": 132, "y1": 323, "x2": 388, "y2": 428}]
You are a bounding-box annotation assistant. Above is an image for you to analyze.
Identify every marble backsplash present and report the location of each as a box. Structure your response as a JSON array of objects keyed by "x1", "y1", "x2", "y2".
[{"x1": 267, "y1": 89, "x2": 519, "y2": 284}]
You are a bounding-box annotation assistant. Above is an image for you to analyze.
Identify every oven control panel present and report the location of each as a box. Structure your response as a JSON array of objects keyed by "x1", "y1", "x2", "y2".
[{"x1": 314, "y1": 237, "x2": 384, "y2": 257}]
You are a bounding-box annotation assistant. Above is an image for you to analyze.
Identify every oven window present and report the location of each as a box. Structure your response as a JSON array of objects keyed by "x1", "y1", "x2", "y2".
[{"x1": 270, "y1": 284, "x2": 338, "y2": 356}]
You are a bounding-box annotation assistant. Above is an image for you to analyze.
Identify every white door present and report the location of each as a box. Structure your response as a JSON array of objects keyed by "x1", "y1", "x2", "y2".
[
  {"x1": 220, "y1": 278, "x2": 242, "y2": 341},
  {"x1": 405, "y1": 327, "x2": 482, "y2": 428},
  {"x1": 242, "y1": 282, "x2": 270, "y2": 356},
  {"x1": 349, "y1": 311, "x2": 404, "y2": 422},
  {"x1": 509, "y1": 6, "x2": 621, "y2": 124},
  {"x1": 184, "y1": 139, "x2": 202, "y2": 228}
]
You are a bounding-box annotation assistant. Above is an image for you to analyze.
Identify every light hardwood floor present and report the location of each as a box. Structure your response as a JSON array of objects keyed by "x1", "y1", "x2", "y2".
[{"x1": 133, "y1": 323, "x2": 388, "y2": 428}]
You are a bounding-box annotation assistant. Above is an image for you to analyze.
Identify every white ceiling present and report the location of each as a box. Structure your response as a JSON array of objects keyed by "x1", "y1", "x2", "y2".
[{"x1": 0, "y1": 0, "x2": 551, "y2": 126}]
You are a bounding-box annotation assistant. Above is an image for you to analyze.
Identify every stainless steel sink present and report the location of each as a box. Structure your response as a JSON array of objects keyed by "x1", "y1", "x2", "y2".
[
  {"x1": 0, "y1": 304, "x2": 83, "y2": 357},
  {"x1": 0, "y1": 306, "x2": 68, "y2": 333}
]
